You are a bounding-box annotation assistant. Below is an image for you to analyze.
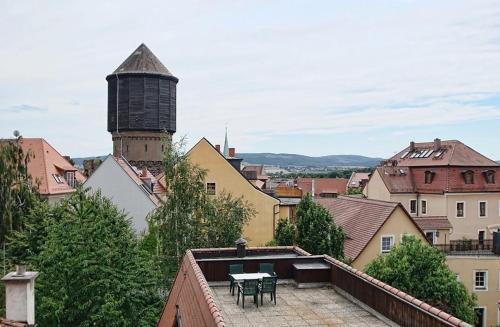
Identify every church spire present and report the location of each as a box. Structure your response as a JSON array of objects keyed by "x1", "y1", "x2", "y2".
[{"x1": 223, "y1": 127, "x2": 229, "y2": 157}]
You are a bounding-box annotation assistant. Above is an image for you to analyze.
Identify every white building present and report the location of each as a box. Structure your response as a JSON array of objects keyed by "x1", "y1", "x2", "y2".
[{"x1": 83, "y1": 155, "x2": 163, "y2": 232}]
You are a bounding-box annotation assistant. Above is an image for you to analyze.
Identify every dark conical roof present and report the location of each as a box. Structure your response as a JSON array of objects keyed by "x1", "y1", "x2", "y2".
[{"x1": 112, "y1": 43, "x2": 175, "y2": 78}]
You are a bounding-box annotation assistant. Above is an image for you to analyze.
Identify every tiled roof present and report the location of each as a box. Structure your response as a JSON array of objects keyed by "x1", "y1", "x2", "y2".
[
  {"x1": 348, "y1": 172, "x2": 370, "y2": 188},
  {"x1": 13, "y1": 138, "x2": 85, "y2": 195},
  {"x1": 413, "y1": 216, "x2": 452, "y2": 230},
  {"x1": 112, "y1": 43, "x2": 175, "y2": 78},
  {"x1": 377, "y1": 165, "x2": 500, "y2": 194},
  {"x1": 316, "y1": 196, "x2": 425, "y2": 261},
  {"x1": 157, "y1": 250, "x2": 226, "y2": 327},
  {"x1": 390, "y1": 140, "x2": 498, "y2": 167},
  {"x1": 297, "y1": 178, "x2": 348, "y2": 196},
  {"x1": 115, "y1": 157, "x2": 161, "y2": 206}
]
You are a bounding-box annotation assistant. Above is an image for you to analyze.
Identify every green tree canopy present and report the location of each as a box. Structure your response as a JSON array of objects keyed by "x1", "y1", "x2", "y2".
[
  {"x1": 151, "y1": 138, "x2": 255, "y2": 285},
  {"x1": 295, "y1": 194, "x2": 345, "y2": 258},
  {"x1": 274, "y1": 218, "x2": 296, "y2": 246},
  {"x1": 33, "y1": 189, "x2": 162, "y2": 326},
  {"x1": 365, "y1": 235, "x2": 476, "y2": 324},
  {"x1": 0, "y1": 137, "x2": 39, "y2": 246},
  {"x1": 203, "y1": 191, "x2": 255, "y2": 248}
]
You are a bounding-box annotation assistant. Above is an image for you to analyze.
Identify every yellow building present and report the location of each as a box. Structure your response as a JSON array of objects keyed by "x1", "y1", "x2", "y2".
[
  {"x1": 316, "y1": 196, "x2": 429, "y2": 270},
  {"x1": 446, "y1": 255, "x2": 500, "y2": 326},
  {"x1": 186, "y1": 138, "x2": 280, "y2": 246}
]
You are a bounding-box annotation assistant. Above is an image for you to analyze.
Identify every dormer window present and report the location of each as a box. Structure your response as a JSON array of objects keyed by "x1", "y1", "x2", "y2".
[
  {"x1": 65, "y1": 171, "x2": 76, "y2": 188},
  {"x1": 462, "y1": 170, "x2": 474, "y2": 184},
  {"x1": 483, "y1": 170, "x2": 495, "y2": 184},
  {"x1": 424, "y1": 171, "x2": 435, "y2": 184}
]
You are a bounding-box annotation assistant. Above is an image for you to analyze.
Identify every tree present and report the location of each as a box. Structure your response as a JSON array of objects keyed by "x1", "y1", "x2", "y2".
[
  {"x1": 152, "y1": 138, "x2": 207, "y2": 286},
  {"x1": 365, "y1": 236, "x2": 476, "y2": 324},
  {"x1": 0, "y1": 136, "x2": 39, "y2": 249},
  {"x1": 295, "y1": 194, "x2": 345, "y2": 258},
  {"x1": 274, "y1": 218, "x2": 296, "y2": 246},
  {"x1": 33, "y1": 189, "x2": 162, "y2": 326},
  {"x1": 203, "y1": 191, "x2": 255, "y2": 248},
  {"x1": 346, "y1": 187, "x2": 363, "y2": 195}
]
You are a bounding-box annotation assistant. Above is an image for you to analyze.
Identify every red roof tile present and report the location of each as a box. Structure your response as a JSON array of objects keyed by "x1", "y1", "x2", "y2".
[
  {"x1": 12, "y1": 138, "x2": 86, "y2": 195},
  {"x1": 297, "y1": 178, "x2": 348, "y2": 196}
]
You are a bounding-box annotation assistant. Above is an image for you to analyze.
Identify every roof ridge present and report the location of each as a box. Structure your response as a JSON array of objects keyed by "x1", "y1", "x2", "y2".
[{"x1": 336, "y1": 195, "x2": 398, "y2": 207}]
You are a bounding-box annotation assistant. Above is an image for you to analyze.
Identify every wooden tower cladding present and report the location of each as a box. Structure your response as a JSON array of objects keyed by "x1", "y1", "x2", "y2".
[{"x1": 106, "y1": 43, "x2": 178, "y2": 174}]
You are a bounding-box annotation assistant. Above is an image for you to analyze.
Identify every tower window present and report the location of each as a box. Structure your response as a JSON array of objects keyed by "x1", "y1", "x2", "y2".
[{"x1": 145, "y1": 144, "x2": 148, "y2": 153}]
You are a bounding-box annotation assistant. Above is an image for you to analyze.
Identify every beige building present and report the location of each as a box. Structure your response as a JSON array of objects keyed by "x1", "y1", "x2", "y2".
[
  {"x1": 186, "y1": 138, "x2": 280, "y2": 246},
  {"x1": 364, "y1": 139, "x2": 500, "y2": 242},
  {"x1": 316, "y1": 196, "x2": 429, "y2": 270}
]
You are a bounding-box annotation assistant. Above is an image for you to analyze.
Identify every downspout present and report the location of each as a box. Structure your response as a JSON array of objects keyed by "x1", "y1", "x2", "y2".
[{"x1": 116, "y1": 73, "x2": 123, "y2": 157}]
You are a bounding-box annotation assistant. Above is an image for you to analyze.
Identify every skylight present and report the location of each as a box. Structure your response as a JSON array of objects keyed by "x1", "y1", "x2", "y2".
[{"x1": 400, "y1": 151, "x2": 409, "y2": 159}]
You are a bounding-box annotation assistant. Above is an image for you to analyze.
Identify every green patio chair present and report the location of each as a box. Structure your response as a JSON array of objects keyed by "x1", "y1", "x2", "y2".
[
  {"x1": 228, "y1": 264, "x2": 243, "y2": 295},
  {"x1": 259, "y1": 276, "x2": 277, "y2": 305},
  {"x1": 237, "y1": 279, "x2": 259, "y2": 308},
  {"x1": 259, "y1": 263, "x2": 276, "y2": 276}
]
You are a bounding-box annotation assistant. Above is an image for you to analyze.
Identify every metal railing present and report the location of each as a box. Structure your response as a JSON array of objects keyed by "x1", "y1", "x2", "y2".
[{"x1": 433, "y1": 239, "x2": 500, "y2": 256}]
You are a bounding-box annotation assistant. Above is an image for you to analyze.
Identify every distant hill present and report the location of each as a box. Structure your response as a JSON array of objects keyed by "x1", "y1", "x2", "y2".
[
  {"x1": 238, "y1": 153, "x2": 383, "y2": 168},
  {"x1": 71, "y1": 153, "x2": 383, "y2": 169}
]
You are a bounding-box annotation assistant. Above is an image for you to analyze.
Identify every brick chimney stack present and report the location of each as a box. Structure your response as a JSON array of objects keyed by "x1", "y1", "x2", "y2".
[
  {"x1": 409, "y1": 141, "x2": 415, "y2": 152},
  {"x1": 229, "y1": 148, "x2": 236, "y2": 157},
  {"x1": 215, "y1": 144, "x2": 221, "y2": 152}
]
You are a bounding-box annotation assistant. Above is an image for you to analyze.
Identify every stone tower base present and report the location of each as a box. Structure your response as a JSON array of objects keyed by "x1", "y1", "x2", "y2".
[{"x1": 112, "y1": 131, "x2": 171, "y2": 175}]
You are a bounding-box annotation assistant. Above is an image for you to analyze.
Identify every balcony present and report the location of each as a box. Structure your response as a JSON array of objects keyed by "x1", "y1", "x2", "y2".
[{"x1": 434, "y1": 239, "x2": 500, "y2": 256}]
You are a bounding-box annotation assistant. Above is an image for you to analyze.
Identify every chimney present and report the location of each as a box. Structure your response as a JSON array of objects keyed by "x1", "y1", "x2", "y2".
[
  {"x1": 433, "y1": 138, "x2": 441, "y2": 151},
  {"x1": 215, "y1": 144, "x2": 221, "y2": 152},
  {"x1": 2, "y1": 265, "x2": 39, "y2": 325},
  {"x1": 228, "y1": 147, "x2": 236, "y2": 158},
  {"x1": 235, "y1": 238, "x2": 247, "y2": 258},
  {"x1": 311, "y1": 179, "x2": 315, "y2": 198},
  {"x1": 409, "y1": 141, "x2": 415, "y2": 152}
]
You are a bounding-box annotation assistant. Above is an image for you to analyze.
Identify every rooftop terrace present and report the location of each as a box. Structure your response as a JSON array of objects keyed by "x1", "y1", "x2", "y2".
[
  {"x1": 212, "y1": 284, "x2": 388, "y2": 326},
  {"x1": 157, "y1": 246, "x2": 471, "y2": 327}
]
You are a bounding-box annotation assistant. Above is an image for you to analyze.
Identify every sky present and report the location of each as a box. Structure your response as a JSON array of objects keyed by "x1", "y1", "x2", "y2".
[{"x1": 1, "y1": 0, "x2": 500, "y2": 160}]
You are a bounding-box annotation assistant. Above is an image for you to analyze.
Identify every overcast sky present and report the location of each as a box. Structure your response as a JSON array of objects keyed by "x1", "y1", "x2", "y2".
[{"x1": 1, "y1": 0, "x2": 500, "y2": 159}]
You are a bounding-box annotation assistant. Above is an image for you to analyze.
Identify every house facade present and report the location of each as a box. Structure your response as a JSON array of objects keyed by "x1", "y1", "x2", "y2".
[
  {"x1": 316, "y1": 196, "x2": 429, "y2": 270},
  {"x1": 83, "y1": 155, "x2": 161, "y2": 232},
  {"x1": 186, "y1": 138, "x2": 280, "y2": 246}
]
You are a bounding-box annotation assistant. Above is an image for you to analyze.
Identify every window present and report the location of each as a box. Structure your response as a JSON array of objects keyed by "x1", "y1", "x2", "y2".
[
  {"x1": 478, "y1": 230, "x2": 485, "y2": 246},
  {"x1": 52, "y1": 174, "x2": 64, "y2": 184},
  {"x1": 206, "y1": 182, "x2": 216, "y2": 195},
  {"x1": 144, "y1": 144, "x2": 148, "y2": 152},
  {"x1": 65, "y1": 171, "x2": 76, "y2": 188},
  {"x1": 381, "y1": 235, "x2": 394, "y2": 253},
  {"x1": 474, "y1": 270, "x2": 488, "y2": 291},
  {"x1": 475, "y1": 307, "x2": 486, "y2": 327},
  {"x1": 456, "y1": 202, "x2": 465, "y2": 218},
  {"x1": 463, "y1": 170, "x2": 474, "y2": 184},
  {"x1": 425, "y1": 230, "x2": 437, "y2": 245},
  {"x1": 484, "y1": 170, "x2": 495, "y2": 184},
  {"x1": 424, "y1": 171, "x2": 434, "y2": 184},
  {"x1": 409, "y1": 200, "x2": 417, "y2": 214},
  {"x1": 479, "y1": 201, "x2": 487, "y2": 218},
  {"x1": 421, "y1": 200, "x2": 427, "y2": 215}
]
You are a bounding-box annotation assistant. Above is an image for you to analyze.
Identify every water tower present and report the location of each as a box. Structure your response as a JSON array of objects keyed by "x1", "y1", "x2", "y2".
[{"x1": 106, "y1": 43, "x2": 178, "y2": 174}]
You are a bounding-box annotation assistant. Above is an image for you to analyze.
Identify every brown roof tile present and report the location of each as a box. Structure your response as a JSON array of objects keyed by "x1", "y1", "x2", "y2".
[
  {"x1": 413, "y1": 216, "x2": 452, "y2": 230},
  {"x1": 316, "y1": 196, "x2": 400, "y2": 260}
]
